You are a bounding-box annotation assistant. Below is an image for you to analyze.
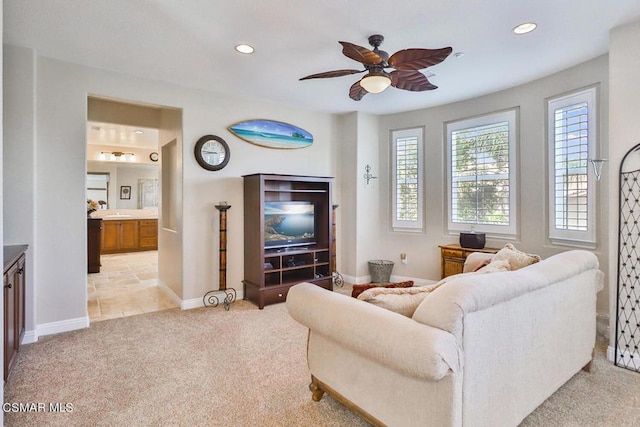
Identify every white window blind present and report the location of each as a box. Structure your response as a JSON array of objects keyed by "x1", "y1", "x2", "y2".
[
  {"x1": 447, "y1": 110, "x2": 517, "y2": 236},
  {"x1": 548, "y1": 87, "x2": 596, "y2": 245},
  {"x1": 392, "y1": 128, "x2": 423, "y2": 231}
]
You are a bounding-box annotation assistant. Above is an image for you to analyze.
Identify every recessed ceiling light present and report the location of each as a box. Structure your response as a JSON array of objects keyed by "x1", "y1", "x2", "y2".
[
  {"x1": 133, "y1": 130, "x2": 144, "y2": 134},
  {"x1": 513, "y1": 22, "x2": 537, "y2": 35},
  {"x1": 235, "y1": 44, "x2": 255, "y2": 54}
]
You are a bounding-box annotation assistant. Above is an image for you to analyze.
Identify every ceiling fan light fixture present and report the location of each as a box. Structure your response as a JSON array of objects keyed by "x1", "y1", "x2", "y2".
[{"x1": 360, "y1": 73, "x2": 391, "y2": 94}]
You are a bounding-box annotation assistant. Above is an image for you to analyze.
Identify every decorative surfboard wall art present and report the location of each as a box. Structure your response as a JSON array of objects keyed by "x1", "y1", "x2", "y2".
[{"x1": 227, "y1": 119, "x2": 313, "y2": 149}]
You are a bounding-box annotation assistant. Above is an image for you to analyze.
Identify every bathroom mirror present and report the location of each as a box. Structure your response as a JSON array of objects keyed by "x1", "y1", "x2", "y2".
[{"x1": 87, "y1": 161, "x2": 159, "y2": 210}]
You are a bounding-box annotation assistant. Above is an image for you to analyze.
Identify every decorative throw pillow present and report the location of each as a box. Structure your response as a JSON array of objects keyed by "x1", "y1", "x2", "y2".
[
  {"x1": 491, "y1": 243, "x2": 541, "y2": 271},
  {"x1": 474, "y1": 259, "x2": 511, "y2": 274},
  {"x1": 472, "y1": 259, "x2": 492, "y2": 272},
  {"x1": 351, "y1": 280, "x2": 414, "y2": 298},
  {"x1": 356, "y1": 285, "x2": 438, "y2": 317}
]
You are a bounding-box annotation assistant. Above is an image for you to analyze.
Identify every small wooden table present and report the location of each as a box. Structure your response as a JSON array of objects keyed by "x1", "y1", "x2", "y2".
[{"x1": 439, "y1": 244, "x2": 499, "y2": 279}]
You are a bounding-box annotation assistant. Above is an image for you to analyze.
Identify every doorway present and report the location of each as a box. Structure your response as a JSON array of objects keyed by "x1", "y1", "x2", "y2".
[{"x1": 86, "y1": 96, "x2": 179, "y2": 322}]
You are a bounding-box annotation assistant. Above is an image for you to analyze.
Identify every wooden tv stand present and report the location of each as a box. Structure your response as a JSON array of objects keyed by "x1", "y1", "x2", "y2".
[{"x1": 242, "y1": 174, "x2": 333, "y2": 309}]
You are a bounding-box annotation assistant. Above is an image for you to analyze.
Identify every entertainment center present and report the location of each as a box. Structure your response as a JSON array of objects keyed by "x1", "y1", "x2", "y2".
[{"x1": 243, "y1": 174, "x2": 333, "y2": 309}]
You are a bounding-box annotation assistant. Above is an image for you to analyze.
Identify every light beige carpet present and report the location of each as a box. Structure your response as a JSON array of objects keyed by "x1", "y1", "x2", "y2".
[{"x1": 3, "y1": 297, "x2": 640, "y2": 426}]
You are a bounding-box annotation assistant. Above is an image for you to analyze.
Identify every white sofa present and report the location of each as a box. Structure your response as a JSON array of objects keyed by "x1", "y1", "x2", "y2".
[{"x1": 286, "y1": 250, "x2": 603, "y2": 427}]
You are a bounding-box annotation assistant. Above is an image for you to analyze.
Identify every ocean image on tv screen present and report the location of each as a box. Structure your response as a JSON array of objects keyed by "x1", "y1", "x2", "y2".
[{"x1": 264, "y1": 202, "x2": 314, "y2": 244}]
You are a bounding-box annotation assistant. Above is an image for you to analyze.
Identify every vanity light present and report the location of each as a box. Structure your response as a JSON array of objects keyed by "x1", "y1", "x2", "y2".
[
  {"x1": 99, "y1": 151, "x2": 136, "y2": 162},
  {"x1": 235, "y1": 44, "x2": 255, "y2": 54},
  {"x1": 513, "y1": 22, "x2": 537, "y2": 35}
]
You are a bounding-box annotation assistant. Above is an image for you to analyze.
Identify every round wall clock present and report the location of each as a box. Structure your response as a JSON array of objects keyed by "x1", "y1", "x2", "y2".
[
  {"x1": 194, "y1": 135, "x2": 230, "y2": 171},
  {"x1": 149, "y1": 152, "x2": 159, "y2": 162}
]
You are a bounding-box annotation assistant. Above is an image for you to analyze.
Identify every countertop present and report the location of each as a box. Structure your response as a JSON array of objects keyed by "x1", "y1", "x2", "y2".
[
  {"x1": 99, "y1": 216, "x2": 158, "y2": 221},
  {"x1": 91, "y1": 209, "x2": 158, "y2": 221}
]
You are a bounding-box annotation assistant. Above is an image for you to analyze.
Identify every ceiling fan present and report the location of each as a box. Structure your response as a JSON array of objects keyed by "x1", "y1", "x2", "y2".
[{"x1": 300, "y1": 34, "x2": 452, "y2": 101}]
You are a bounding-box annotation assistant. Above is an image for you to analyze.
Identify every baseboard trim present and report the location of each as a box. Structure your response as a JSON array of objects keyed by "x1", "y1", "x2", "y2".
[
  {"x1": 21, "y1": 330, "x2": 38, "y2": 345},
  {"x1": 157, "y1": 281, "x2": 183, "y2": 307},
  {"x1": 181, "y1": 297, "x2": 205, "y2": 310},
  {"x1": 157, "y1": 281, "x2": 244, "y2": 311},
  {"x1": 608, "y1": 345, "x2": 640, "y2": 368},
  {"x1": 27, "y1": 316, "x2": 90, "y2": 342}
]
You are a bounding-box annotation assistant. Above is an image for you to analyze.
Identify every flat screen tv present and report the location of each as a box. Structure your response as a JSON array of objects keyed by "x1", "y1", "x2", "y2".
[{"x1": 264, "y1": 201, "x2": 316, "y2": 249}]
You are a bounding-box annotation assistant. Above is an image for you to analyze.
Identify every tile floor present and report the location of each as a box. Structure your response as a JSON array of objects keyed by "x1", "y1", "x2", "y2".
[{"x1": 87, "y1": 251, "x2": 178, "y2": 322}]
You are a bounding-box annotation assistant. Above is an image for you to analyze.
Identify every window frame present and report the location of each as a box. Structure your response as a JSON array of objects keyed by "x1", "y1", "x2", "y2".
[
  {"x1": 446, "y1": 109, "x2": 518, "y2": 237},
  {"x1": 391, "y1": 127, "x2": 424, "y2": 232},
  {"x1": 547, "y1": 87, "x2": 597, "y2": 246}
]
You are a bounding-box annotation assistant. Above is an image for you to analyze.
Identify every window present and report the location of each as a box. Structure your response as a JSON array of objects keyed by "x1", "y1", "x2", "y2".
[
  {"x1": 547, "y1": 87, "x2": 597, "y2": 245},
  {"x1": 391, "y1": 128, "x2": 423, "y2": 231},
  {"x1": 447, "y1": 110, "x2": 517, "y2": 236}
]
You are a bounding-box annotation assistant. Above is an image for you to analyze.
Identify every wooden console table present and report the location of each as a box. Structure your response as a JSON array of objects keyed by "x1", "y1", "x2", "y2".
[{"x1": 439, "y1": 244, "x2": 499, "y2": 279}]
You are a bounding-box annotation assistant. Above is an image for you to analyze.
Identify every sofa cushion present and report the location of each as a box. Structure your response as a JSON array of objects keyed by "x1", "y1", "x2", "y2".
[
  {"x1": 351, "y1": 280, "x2": 413, "y2": 298},
  {"x1": 356, "y1": 284, "x2": 438, "y2": 317},
  {"x1": 492, "y1": 243, "x2": 540, "y2": 270}
]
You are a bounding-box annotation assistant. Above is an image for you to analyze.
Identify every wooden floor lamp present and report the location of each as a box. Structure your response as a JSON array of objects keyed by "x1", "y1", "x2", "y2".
[{"x1": 203, "y1": 202, "x2": 236, "y2": 310}]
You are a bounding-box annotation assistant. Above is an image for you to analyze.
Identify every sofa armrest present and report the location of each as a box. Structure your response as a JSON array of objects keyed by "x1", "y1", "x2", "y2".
[
  {"x1": 463, "y1": 252, "x2": 495, "y2": 273},
  {"x1": 286, "y1": 282, "x2": 460, "y2": 381}
]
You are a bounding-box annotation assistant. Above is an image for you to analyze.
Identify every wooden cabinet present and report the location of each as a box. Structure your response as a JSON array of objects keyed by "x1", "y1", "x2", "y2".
[
  {"x1": 138, "y1": 219, "x2": 158, "y2": 249},
  {"x1": 439, "y1": 244, "x2": 499, "y2": 279},
  {"x1": 243, "y1": 174, "x2": 333, "y2": 309},
  {"x1": 100, "y1": 219, "x2": 157, "y2": 254},
  {"x1": 4, "y1": 244, "x2": 27, "y2": 381},
  {"x1": 87, "y1": 218, "x2": 102, "y2": 273}
]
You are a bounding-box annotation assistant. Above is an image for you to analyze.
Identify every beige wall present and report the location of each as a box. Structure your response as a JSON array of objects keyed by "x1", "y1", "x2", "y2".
[
  {"x1": 3, "y1": 44, "x2": 338, "y2": 334},
  {"x1": 376, "y1": 54, "x2": 610, "y2": 314}
]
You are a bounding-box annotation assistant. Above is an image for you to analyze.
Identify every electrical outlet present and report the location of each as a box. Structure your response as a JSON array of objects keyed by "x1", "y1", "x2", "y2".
[{"x1": 400, "y1": 253, "x2": 407, "y2": 264}]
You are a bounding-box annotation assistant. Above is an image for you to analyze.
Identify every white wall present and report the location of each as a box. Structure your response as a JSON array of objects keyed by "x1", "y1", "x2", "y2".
[
  {"x1": 336, "y1": 113, "x2": 358, "y2": 279},
  {"x1": 335, "y1": 112, "x2": 381, "y2": 282},
  {"x1": 3, "y1": 45, "x2": 338, "y2": 332},
  {"x1": 377, "y1": 54, "x2": 610, "y2": 314},
  {"x1": 3, "y1": 44, "x2": 36, "y2": 336},
  {"x1": 355, "y1": 113, "x2": 381, "y2": 278},
  {"x1": 608, "y1": 21, "x2": 640, "y2": 349}
]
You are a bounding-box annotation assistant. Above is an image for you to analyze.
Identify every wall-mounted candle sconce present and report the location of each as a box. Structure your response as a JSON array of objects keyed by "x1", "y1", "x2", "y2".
[
  {"x1": 363, "y1": 164, "x2": 378, "y2": 185},
  {"x1": 589, "y1": 158, "x2": 608, "y2": 181}
]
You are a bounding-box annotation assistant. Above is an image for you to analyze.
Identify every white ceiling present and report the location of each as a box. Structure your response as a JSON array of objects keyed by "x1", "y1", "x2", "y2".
[{"x1": 5, "y1": 0, "x2": 640, "y2": 115}]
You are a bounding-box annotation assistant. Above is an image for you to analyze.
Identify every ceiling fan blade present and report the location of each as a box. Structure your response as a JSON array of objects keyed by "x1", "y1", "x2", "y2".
[
  {"x1": 390, "y1": 70, "x2": 438, "y2": 91},
  {"x1": 299, "y1": 69, "x2": 364, "y2": 80},
  {"x1": 349, "y1": 80, "x2": 368, "y2": 101},
  {"x1": 339, "y1": 41, "x2": 382, "y2": 65},
  {"x1": 388, "y1": 47, "x2": 453, "y2": 70}
]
